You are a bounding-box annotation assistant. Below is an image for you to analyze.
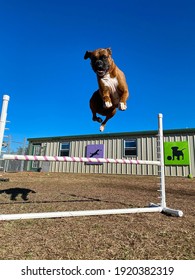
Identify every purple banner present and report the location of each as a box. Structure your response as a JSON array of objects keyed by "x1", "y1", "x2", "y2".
[{"x1": 86, "y1": 144, "x2": 104, "y2": 164}]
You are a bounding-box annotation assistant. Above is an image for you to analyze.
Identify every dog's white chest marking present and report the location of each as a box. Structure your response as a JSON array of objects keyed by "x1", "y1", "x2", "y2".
[{"x1": 101, "y1": 74, "x2": 120, "y2": 105}]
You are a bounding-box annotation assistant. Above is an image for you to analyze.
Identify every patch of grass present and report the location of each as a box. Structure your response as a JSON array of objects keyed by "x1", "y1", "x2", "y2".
[{"x1": 0, "y1": 173, "x2": 194, "y2": 260}]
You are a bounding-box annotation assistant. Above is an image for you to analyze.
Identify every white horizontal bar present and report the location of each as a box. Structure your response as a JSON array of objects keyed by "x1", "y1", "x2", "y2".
[
  {"x1": 0, "y1": 207, "x2": 162, "y2": 221},
  {"x1": 3, "y1": 154, "x2": 161, "y2": 166}
]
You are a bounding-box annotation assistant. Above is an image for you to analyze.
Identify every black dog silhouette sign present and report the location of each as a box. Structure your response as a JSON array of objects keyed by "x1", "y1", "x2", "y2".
[
  {"x1": 164, "y1": 141, "x2": 190, "y2": 165},
  {"x1": 86, "y1": 144, "x2": 104, "y2": 165}
]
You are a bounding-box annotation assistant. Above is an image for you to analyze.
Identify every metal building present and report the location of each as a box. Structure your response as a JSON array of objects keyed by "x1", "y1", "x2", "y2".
[{"x1": 26, "y1": 128, "x2": 195, "y2": 177}]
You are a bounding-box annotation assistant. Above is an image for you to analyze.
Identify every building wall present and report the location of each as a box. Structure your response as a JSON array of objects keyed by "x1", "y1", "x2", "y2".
[{"x1": 28, "y1": 131, "x2": 195, "y2": 177}]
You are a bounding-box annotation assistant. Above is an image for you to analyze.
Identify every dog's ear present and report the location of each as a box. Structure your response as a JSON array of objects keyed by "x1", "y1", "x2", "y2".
[
  {"x1": 106, "y1": 47, "x2": 112, "y2": 56},
  {"x1": 84, "y1": 51, "x2": 92, "y2": 60}
]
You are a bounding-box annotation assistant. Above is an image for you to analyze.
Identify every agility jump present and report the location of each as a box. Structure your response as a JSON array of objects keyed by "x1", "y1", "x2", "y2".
[{"x1": 1, "y1": 114, "x2": 183, "y2": 220}]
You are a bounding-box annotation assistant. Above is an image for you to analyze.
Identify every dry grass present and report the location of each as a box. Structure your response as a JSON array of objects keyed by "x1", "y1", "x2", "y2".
[{"x1": 0, "y1": 172, "x2": 194, "y2": 260}]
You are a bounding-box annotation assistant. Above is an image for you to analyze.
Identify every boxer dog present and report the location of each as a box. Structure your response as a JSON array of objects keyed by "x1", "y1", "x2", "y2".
[{"x1": 84, "y1": 47, "x2": 129, "y2": 132}]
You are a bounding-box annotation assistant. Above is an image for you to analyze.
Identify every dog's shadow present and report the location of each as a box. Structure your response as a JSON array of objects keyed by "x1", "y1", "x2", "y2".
[{"x1": 0, "y1": 187, "x2": 36, "y2": 201}]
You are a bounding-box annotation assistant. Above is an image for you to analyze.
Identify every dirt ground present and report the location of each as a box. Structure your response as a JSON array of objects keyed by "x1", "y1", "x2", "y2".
[{"x1": 0, "y1": 172, "x2": 194, "y2": 260}]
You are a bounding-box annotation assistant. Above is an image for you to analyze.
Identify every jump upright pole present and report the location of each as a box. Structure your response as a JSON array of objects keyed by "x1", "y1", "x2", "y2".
[
  {"x1": 0, "y1": 95, "x2": 10, "y2": 155},
  {"x1": 158, "y1": 113, "x2": 166, "y2": 208},
  {"x1": 152, "y1": 113, "x2": 183, "y2": 217},
  {"x1": 1, "y1": 113, "x2": 183, "y2": 220}
]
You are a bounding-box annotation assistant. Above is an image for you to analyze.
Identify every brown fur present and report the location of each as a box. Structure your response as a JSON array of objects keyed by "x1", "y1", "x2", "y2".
[{"x1": 84, "y1": 48, "x2": 129, "y2": 131}]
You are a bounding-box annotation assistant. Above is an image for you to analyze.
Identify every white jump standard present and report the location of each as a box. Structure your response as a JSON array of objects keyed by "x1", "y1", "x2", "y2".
[{"x1": 1, "y1": 114, "x2": 183, "y2": 220}]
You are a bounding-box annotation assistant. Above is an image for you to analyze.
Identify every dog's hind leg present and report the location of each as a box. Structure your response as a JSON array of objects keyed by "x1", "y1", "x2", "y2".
[
  {"x1": 90, "y1": 91, "x2": 103, "y2": 123},
  {"x1": 100, "y1": 118, "x2": 109, "y2": 132},
  {"x1": 92, "y1": 113, "x2": 103, "y2": 123},
  {"x1": 100, "y1": 108, "x2": 116, "y2": 132}
]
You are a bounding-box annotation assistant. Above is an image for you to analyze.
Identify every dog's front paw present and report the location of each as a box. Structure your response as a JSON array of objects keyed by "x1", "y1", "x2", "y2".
[
  {"x1": 104, "y1": 101, "x2": 112, "y2": 108},
  {"x1": 119, "y1": 102, "x2": 127, "y2": 110}
]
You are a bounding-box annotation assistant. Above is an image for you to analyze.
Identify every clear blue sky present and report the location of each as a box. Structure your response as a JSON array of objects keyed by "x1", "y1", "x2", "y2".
[{"x1": 0, "y1": 0, "x2": 195, "y2": 148}]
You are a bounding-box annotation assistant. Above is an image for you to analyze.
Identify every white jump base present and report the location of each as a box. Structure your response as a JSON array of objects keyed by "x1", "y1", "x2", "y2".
[
  {"x1": 0, "y1": 207, "x2": 162, "y2": 221},
  {"x1": 0, "y1": 206, "x2": 183, "y2": 221},
  {"x1": 1, "y1": 114, "x2": 183, "y2": 220}
]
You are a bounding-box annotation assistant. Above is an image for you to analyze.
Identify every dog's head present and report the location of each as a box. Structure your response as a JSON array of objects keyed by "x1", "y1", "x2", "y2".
[
  {"x1": 171, "y1": 147, "x2": 179, "y2": 152},
  {"x1": 84, "y1": 48, "x2": 113, "y2": 77}
]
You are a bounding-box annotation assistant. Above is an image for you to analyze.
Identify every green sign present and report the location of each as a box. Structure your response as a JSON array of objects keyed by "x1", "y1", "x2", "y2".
[{"x1": 164, "y1": 141, "x2": 190, "y2": 166}]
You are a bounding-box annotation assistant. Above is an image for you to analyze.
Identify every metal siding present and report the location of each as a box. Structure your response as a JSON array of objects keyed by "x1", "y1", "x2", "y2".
[{"x1": 28, "y1": 132, "x2": 195, "y2": 177}]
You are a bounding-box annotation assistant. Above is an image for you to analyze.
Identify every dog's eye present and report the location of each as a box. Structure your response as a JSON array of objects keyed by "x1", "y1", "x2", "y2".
[
  {"x1": 101, "y1": 55, "x2": 108, "y2": 60},
  {"x1": 91, "y1": 56, "x2": 97, "y2": 62}
]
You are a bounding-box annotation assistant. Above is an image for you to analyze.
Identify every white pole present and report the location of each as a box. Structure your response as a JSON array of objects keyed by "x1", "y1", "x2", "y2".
[
  {"x1": 0, "y1": 207, "x2": 163, "y2": 221},
  {"x1": 2, "y1": 154, "x2": 161, "y2": 166},
  {"x1": 158, "y1": 113, "x2": 166, "y2": 208},
  {"x1": 0, "y1": 95, "x2": 10, "y2": 155},
  {"x1": 20, "y1": 137, "x2": 27, "y2": 172}
]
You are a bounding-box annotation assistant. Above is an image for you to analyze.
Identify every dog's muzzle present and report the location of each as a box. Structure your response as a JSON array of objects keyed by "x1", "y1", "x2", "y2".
[{"x1": 92, "y1": 59, "x2": 110, "y2": 77}]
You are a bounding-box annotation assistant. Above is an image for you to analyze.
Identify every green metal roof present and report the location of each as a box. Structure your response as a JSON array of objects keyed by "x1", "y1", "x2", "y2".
[{"x1": 27, "y1": 128, "x2": 195, "y2": 142}]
